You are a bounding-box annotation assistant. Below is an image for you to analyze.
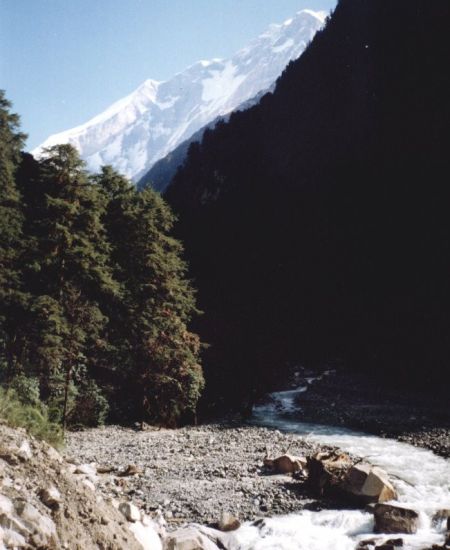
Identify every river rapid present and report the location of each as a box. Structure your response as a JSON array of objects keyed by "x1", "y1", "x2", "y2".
[{"x1": 233, "y1": 380, "x2": 450, "y2": 550}]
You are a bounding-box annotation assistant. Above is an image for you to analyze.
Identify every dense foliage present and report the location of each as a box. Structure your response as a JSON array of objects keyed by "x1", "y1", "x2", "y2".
[
  {"x1": 0, "y1": 93, "x2": 203, "y2": 428},
  {"x1": 166, "y1": 0, "x2": 450, "y2": 412}
]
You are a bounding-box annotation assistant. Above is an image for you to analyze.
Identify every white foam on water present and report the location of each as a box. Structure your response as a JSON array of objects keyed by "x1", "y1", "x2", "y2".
[{"x1": 233, "y1": 385, "x2": 450, "y2": 549}]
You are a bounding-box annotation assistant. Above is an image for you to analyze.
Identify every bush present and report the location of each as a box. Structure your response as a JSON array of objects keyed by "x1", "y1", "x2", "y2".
[{"x1": 0, "y1": 387, "x2": 63, "y2": 448}]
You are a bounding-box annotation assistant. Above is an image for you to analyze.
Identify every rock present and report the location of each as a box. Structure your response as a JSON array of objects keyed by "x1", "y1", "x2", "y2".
[
  {"x1": 119, "y1": 501, "x2": 141, "y2": 522},
  {"x1": 74, "y1": 463, "x2": 97, "y2": 477},
  {"x1": 164, "y1": 527, "x2": 220, "y2": 550},
  {"x1": 374, "y1": 504, "x2": 419, "y2": 534},
  {"x1": 344, "y1": 464, "x2": 397, "y2": 503},
  {"x1": 82, "y1": 478, "x2": 96, "y2": 491},
  {"x1": 14, "y1": 500, "x2": 58, "y2": 547},
  {"x1": 218, "y1": 511, "x2": 240, "y2": 531},
  {"x1": 0, "y1": 495, "x2": 13, "y2": 515},
  {"x1": 432, "y1": 509, "x2": 450, "y2": 527},
  {"x1": 129, "y1": 518, "x2": 163, "y2": 550},
  {"x1": 39, "y1": 485, "x2": 62, "y2": 510},
  {"x1": 1, "y1": 526, "x2": 27, "y2": 548},
  {"x1": 307, "y1": 451, "x2": 354, "y2": 497},
  {"x1": 384, "y1": 539, "x2": 403, "y2": 547},
  {"x1": 17, "y1": 440, "x2": 32, "y2": 461},
  {"x1": 264, "y1": 454, "x2": 307, "y2": 474},
  {"x1": 119, "y1": 464, "x2": 143, "y2": 476}
]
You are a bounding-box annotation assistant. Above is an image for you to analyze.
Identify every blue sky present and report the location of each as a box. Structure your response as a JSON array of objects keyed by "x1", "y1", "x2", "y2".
[{"x1": 1, "y1": 0, "x2": 335, "y2": 150}]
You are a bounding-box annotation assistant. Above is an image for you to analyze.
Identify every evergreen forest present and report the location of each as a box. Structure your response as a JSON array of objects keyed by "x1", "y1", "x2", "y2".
[{"x1": 0, "y1": 90, "x2": 204, "y2": 428}]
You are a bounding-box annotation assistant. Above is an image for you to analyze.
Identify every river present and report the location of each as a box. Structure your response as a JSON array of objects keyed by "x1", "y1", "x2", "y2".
[{"x1": 233, "y1": 381, "x2": 450, "y2": 550}]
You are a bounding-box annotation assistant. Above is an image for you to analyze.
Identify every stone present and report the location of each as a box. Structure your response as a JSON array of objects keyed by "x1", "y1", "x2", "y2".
[
  {"x1": 118, "y1": 501, "x2": 141, "y2": 522},
  {"x1": 374, "y1": 504, "x2": 419, "y2": 534},
  {"x1": 74, "y1": 463, "x2": 97, "y2": 477},
  {"x1": 0, "y1": 495, "x2": 13, "y2": 515},
  {"x1": 2, "y1": 527, "x2": 27, "y2": 548},
  {"x1": 307, "y1": 451, "x2": 353, "y2": 497},
  {"x1": 39, "y1": 485, "x2": 62, "y2": 510},
  {"x1": 218, "y1": 511, "x2": 240, "y2": 531},
  {"x1": 129, "y1": 518, "x2": 163, "y2": 550},
  {"x1": 384, "y1": 539, "x2": 403, "y2": 547},
  {"x1": 264, "y1": 454, "x2": 307, "y2": 474},
  {"x1": 82, "y1": 478, "x2": 96, "y2": 491},
  {"x1": 344, "y1": 464, "x2": 397, "y2": 503},
  {"x1": 119, "y1": 464, "x2": 143, "y2": 476},
  {"x1": 163, "y1": 527, "x2": 219, "y2": 550},
  {"x1": 15, "y1": 500, "x2": 58, "y2": 547},
  {"x1": 17, "y1": 440, "x2": 32, "y2": 461}
]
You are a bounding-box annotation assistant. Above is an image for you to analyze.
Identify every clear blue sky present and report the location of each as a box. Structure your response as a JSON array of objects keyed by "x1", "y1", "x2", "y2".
[{"x1": 1, "y1": 0, "x2": 336, "y2": 150}]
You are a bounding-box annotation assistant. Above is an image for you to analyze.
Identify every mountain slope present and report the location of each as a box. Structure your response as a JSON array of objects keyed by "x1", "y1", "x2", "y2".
[
  {"x1": 166, "y1": 0, "x2": 450, "y2": 411},
  {"x1": 33, "y1": 10, "x2": 326, "y2": 181}
]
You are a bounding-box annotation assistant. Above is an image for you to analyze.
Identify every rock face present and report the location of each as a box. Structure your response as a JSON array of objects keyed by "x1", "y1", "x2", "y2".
[
  {"x1": 374, "y1": 503, "x2": 419, "y2": 534},
  {"x1": 0, "y1": 423, "x2": 161, "y2": 549}
]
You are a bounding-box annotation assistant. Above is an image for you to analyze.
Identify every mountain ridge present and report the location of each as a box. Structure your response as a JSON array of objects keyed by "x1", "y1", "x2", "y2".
[{"x1": 32, "y1": 9, "x2": 326, "y2": 181}]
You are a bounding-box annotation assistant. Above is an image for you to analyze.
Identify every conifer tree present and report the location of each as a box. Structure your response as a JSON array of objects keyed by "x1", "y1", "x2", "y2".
[
  {"x1": 0, "y1": 91, "x2": 27, "y2": 377},
  {"x1": 97, "y1": 167, "x2": 204, "y2": 426},
  {"x1": 28, "y1": 145, "x2": 118, "y2": 428}
]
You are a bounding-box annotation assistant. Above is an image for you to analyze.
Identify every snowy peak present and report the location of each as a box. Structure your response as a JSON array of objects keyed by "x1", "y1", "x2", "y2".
[{"x1": 33, "y1": 9, "x2": 327, "y2": 181}]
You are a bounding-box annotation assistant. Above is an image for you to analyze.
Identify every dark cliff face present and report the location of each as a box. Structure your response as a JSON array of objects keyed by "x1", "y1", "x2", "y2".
[{"x1": 166, "y1": 0, "x2": 450, "y2": 412}]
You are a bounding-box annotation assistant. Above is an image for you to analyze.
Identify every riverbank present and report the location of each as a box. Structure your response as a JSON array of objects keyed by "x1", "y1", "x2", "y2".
[
  {"x1": 66, "y1": 424, "x2": 327, "y2": 527},
  {"x1": 281, "y1": 367, "x2": 450, "y2": 458}
]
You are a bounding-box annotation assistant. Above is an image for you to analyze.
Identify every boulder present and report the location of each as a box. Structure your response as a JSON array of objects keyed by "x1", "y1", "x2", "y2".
[
  {"x1": 307, "y1": 451, "x2": 353, "y2": 497},
  {"x1": 264, "y1": 454, "x2": 307, "y2": 474},
  {"x1": 164, "y1": 527, "x2": 220, "y2": 550},
  {"x1": 374, "y1": 504, "x2": 419, "y2": 534},
  {"x1": 218, "y1": 511, "x2": 240, "y2": 531},
  {"x1": 17, "y1": 440, "x2": 32, "y2": 461},
  {"x1": 344, "y1": 464, "x2": 397, "y2": 503},
  {"x1": 39, "y1": 485, "x2": 62, "y2": 510},
  {"x1": 119, "y1": 501, "x2": 141, "y2": 523}
]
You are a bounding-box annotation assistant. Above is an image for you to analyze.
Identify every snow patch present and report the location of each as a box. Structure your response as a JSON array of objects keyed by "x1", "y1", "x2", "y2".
[{"x1": 201, "y1": 61, "x2": 246, "y2": 103}]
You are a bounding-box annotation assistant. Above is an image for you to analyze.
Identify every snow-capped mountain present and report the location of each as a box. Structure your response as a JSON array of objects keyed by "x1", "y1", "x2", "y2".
[{"x1": 33, "y1": 10, "x2": 327, "y2": 181}]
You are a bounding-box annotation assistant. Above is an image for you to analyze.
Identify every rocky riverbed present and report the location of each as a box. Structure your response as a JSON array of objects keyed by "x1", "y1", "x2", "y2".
[
  {"x1": 66, "y1": 424, "x2": 329, "y2": 527},
  {"x1": 275, "y1": 367, "x2": 450, "y2": 458}
]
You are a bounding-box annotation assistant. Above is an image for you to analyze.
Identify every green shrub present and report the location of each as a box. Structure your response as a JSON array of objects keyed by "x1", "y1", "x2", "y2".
[{"x1": 0, "y1": 387, "x2": 63, "y2": 448}]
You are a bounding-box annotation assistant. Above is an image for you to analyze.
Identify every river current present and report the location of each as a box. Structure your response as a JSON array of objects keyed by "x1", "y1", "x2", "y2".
[{"x1": 233, "y1": 378, "x2": 450, "y2": 550}]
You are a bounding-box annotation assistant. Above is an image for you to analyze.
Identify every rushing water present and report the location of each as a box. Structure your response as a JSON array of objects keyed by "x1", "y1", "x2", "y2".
[{"x1": 233, "y1": 383, "x2": 450, "y2": 550}]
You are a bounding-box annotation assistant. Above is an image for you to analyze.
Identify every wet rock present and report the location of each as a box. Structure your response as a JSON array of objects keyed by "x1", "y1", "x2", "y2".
[
  {"x1": 307, "y1": 451, "x2": 354, "y2": 497},
  {"x1": 218, "y1": 511, "x2": 240, "y2": 531},
  {"x1": 374, "y1": 503, "x2": 419, "y2": 534}
]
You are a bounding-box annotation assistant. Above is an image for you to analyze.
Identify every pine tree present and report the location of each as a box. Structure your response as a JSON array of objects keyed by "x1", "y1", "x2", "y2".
[
  {"x1": 27, "y1": 145, "x2": 118, "y2": 428},
  {"x1": 97, "y1": 167, "x2": 204, "y2": 426},
  {"x1": 0, "y1": 91, "x2": 27, "y2": 378}
]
